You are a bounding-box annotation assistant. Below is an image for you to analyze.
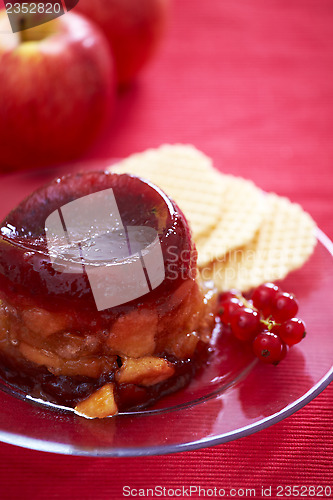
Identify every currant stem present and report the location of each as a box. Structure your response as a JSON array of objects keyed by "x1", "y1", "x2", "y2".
[
  {"x1": 236, "y1": 294, "x2": 253, "y2": 309},
  {"x1": 260, "y1": 317, "x2": 281, "y2": 331}
]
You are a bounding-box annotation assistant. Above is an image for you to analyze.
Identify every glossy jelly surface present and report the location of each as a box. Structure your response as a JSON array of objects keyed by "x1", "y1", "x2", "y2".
[{"x1": 0, "y1": 171, "x2": 196, "y2": 327}]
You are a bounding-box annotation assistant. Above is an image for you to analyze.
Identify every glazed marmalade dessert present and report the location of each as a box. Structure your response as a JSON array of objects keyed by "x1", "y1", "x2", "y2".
[{"x1": 0, "y1": 171, "x2": 217, "y2": 418}]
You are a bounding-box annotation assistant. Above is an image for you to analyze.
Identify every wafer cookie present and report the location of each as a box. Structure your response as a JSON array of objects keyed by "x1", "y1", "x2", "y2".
[
  {"x1": 196, "y1": 174, "x2": 266, "y2": 267},
  {"x1": 201, "y1": 193, "x2": 317, "y2": 291}
]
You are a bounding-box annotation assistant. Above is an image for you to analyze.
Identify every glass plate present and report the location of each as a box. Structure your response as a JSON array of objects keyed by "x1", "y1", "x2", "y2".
[{"x1": 0, "y1": 162, "x2": 332, "y2": 457}]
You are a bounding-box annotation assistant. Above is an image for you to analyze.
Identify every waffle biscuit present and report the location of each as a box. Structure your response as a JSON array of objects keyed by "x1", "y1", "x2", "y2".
[
  {"x1": 111, "y1": 144, "x2": 225, "y2": 239},
  {"x1": 200, "y1": 193, "x2": 317, "y2": 291},
  {"x1": 196, "y1": 174, "x2": 266, "y2": 267}
]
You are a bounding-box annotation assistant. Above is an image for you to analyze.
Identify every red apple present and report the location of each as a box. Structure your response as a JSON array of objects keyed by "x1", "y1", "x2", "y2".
[
  {"x1": 0, "y1": 10, "x2": 116, "y2": 170},
  {"x1": 74, "y1": 0, "x2": 169, "y2": 85}
]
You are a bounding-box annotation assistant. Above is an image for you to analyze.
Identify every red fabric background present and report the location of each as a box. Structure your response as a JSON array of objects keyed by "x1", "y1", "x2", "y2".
[{"x1": 0, "y1": 0, "x2": 332, "y2": 498}]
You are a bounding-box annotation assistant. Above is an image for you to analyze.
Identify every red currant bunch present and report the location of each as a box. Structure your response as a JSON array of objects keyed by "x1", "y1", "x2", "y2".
[{"x1": 218, "y1": 283, "x2": 306, "y2": 365}]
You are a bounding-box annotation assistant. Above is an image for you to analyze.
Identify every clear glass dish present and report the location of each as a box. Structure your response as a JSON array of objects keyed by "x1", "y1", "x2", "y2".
[{"x1": 0, "y1": 162, "x2": 332, "y2": 457}]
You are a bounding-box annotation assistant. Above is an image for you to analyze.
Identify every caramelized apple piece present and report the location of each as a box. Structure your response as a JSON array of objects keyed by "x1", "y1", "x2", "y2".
[
  {"x1": 116, "y1": 356, "x2": 175, "y2": 386},
  {"x1": 52, "y1": 332, "x2": 101, "y2": 360},
  {"x1": 198, "y1": 284, "x2": 219, "y2": 343},
  {"x1": 19, "y1": 342, "x2": 115, "y2": 378},
  {"x1": 164, "y1": 331, "x2": 199, "y2": 359},
  {"x1": 167, "y1": 280, "x2": 203, "y2": 333},
  {"x1": 75, "y1": 383, "x2": 118, "y2": 419},
  {"x1": 21, "y1": 308, "x2": 68, "y2": 337},
  {"x1": 19, "y1": 342, "x2": 62, "y2": 369},
  {"x1": 108, "y1": 309, "x2": 157, "y2": 358}
]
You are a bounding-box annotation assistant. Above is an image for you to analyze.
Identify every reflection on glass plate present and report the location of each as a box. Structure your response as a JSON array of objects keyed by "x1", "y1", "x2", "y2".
[{"x1": 0, "y1": 163, "x2": 332, "y2": 456}]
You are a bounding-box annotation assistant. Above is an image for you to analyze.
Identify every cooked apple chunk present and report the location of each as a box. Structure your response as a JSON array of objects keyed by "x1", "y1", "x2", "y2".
[
  {"x1": 19, "y1": 342, "x2": 115, "y2": 378},
  {"x1": 74, "y1": 383, "x2": 118, "y2": 419},
  {"x1": 116, "y1": 356, "x2": 175, "y2": 386},
  {"x1": 21, "y1": 308, "x2": 68, "y2": 337},
  {"x1": 163, "y1": 331, "x2": 199, "y2": 359},
  {"x1": 107, "y1": 309, "x2": 157, "y2": 358}
]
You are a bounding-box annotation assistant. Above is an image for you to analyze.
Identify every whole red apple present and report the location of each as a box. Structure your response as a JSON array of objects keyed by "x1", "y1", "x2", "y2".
[
  {"x1": 75, "y1": 0, "x2": 169, "y2": 85},
  {"x1": 0, "y1": 10, "x2": 116, "y2": 170}
]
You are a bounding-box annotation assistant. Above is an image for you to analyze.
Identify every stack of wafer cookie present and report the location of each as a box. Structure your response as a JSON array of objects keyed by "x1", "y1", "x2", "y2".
[{"x1": 111, "y1": 144, "x2": 317, "y2": 292}]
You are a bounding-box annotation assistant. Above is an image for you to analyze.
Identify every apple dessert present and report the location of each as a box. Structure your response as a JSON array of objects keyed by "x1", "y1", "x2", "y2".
[{"x1": 0, "y1": 171, "x2": 217, "y2": 418}]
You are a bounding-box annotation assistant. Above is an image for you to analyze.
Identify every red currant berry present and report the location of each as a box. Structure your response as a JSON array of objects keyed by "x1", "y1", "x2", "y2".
[
  {"x1": 251, "y1": 282, "x2": 280, "y2": 318},
  {"x1": 271, "y1": 292, "x2": 299, "y2": 322},
  {"x1": 230, "y1": 307, "x2": 260, "y2": 341},
  {"x1": 219, "y1": 290, "x2": 239, "y2": 303},
  {"x1": 218, "y1": 297, "x2": 243, "y2": 325},
  {"x1": 277, "y1": 318, "x2": 306, "y2": 346},
  {"x1": 268, "y1": 321, "x2": 280, "y2": 334},
  {"x1": 253, "y1": 330, "x2": 288, "y2": 365}
]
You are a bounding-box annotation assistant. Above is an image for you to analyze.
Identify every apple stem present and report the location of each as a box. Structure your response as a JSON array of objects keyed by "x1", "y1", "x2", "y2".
[{"x1": 19, "y1": 18, "x2": 28, "y2": 43}]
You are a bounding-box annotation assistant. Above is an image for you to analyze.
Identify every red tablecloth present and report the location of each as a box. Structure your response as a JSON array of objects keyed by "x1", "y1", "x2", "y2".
[{"x1": 0, "y1": 0, "x2": 332, "y2": 498}]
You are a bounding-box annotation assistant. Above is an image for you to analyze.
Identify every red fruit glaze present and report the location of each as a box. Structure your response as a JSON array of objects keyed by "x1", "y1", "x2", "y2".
[
  {"x1": 0, "y1": 171, "x2": 196, "y2": 329},
  {"x1": 277, "y1": 318, "x2": 306, "y2": 346},
  {"x1": 253, "y1": 331, "x2": 288, "y2": 365},
  {"x1": 271, "y1": 292, "x2": 299, "y2": 322}
]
